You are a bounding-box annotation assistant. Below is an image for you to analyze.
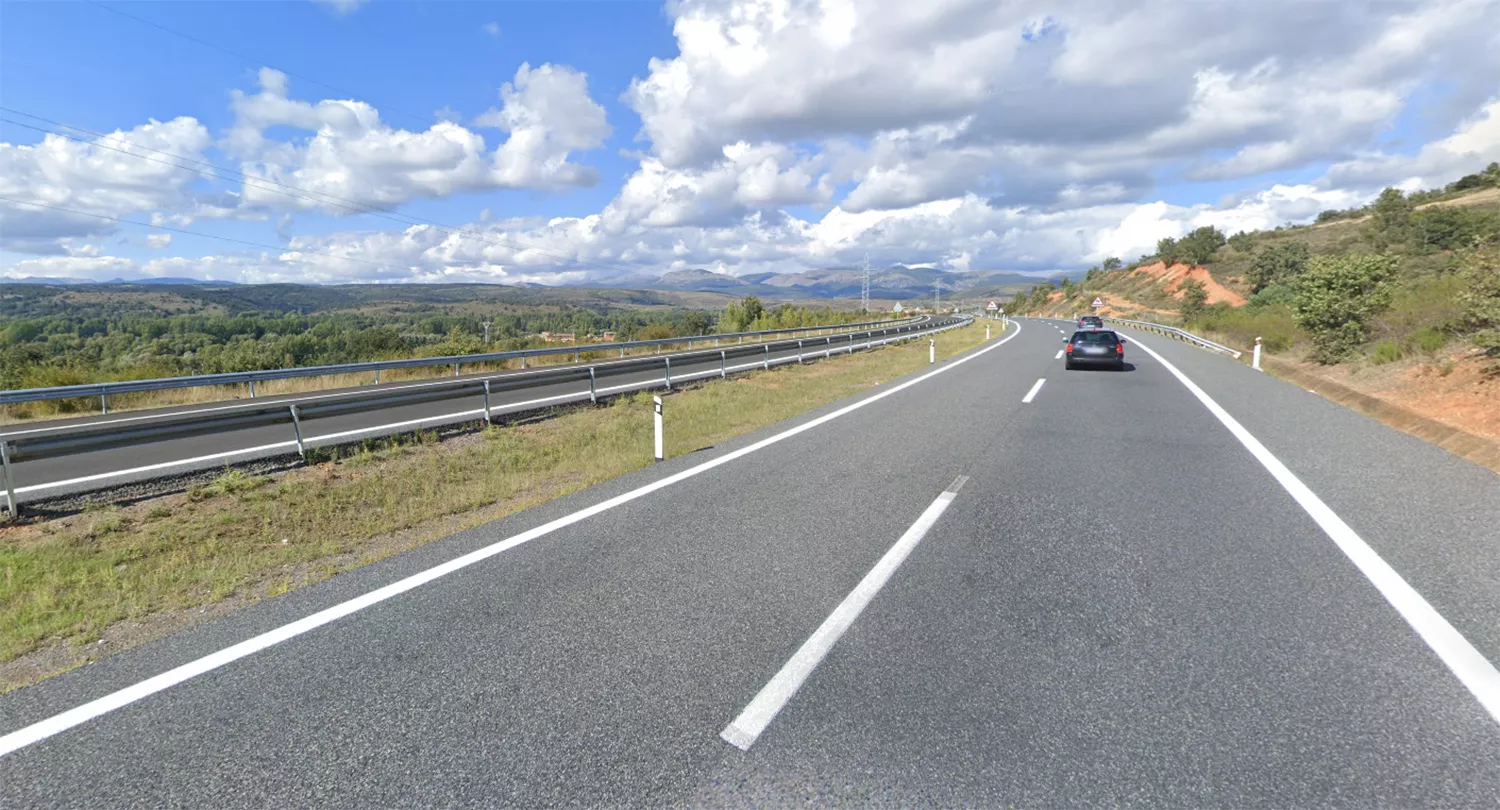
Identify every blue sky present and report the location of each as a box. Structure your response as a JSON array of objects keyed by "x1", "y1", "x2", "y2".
[{"x1": 2, "y1": 0, "x2": 1496, "y2": 284}]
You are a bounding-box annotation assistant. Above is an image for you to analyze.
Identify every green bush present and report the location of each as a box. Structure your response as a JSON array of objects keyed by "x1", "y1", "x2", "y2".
[
  {"x1": 1371, "y1": 341, "x2": 1403, "y2": 364},
  {"x1": 1193, "y1": 302, "x2": 1300, "y2": 353},
  {"x1": 1409, "y1": 327, "x2": 1448, "y2": 353},
  {"x1": 1293, "y1": 253, "x2": 1398, "y2": 363}
]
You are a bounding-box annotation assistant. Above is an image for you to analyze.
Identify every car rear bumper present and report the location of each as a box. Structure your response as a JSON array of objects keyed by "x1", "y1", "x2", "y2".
[{"x1": 1066, "y1": 353, "x2": 1124, "y2": 366}]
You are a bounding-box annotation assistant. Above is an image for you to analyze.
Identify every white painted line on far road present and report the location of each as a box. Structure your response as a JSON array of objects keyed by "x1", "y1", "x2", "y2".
[
  {"x1": 15, "y1": 333, "x2": 925, "y2": 496},
  {"x1": 1129, "y1": 334, "x2": 1500, "y2": 728},
  {"x1": 1054, "y1": 350, "x2": 1064, "y2": 360},
  {"x1": 721, "y1": 475, "x2": 970, "y2": 751},
  {"x1": 0, "y1": 325, "x2": 1022, "y2": 759},
  {"x1": 1022, "y1": 378, "x2": 1046, "y2": 403}
]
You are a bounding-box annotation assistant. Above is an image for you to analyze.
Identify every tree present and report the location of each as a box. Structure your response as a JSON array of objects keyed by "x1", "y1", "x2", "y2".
[
  {"x1": 1246, "y1": 241, "x2": 1310, "y2": 293},
  {"x1": 679, "y1": 310, "x2": 711, "y2": 335},
  {"x1": 1156, "y1": 236, "x2": 1181, "y2": 265},
  {"x1": 1101, "y1": 256, "x2": 1122, "y2": 272},
  {"x1": 1369, "y1": 187, "x2": 1413, "y2": 247},
  {"x1": 1459, "y1": 246, "x2": 1500, "y2": 365},
  {"x1": 1292, "y1": 253, "x2": 1398, "y2": 363},
  {"x1": 1179, "y1": 225, "x2": 1227, "y2": 265},
  {"x1": 1179, "y1": 279, "x2": 1209, "y2": 322},
  {"x1": 739, "y1": 295, "x2": 764, "y2": 326}
]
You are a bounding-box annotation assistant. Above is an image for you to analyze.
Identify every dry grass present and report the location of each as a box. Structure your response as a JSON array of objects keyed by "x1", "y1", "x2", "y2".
[
  {"x1": 0, "y1": 324, "x2": 885, "y2": 426},
  {"x1": 0, "y1": 322, "x2": 993, "y2": 689}
]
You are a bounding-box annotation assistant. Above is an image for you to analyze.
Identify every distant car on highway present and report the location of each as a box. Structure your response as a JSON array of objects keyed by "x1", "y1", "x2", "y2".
[
  {"x1": 1065, "y1": 329, "x2": 1126, "y2": 370},
  {"x1": 1078, "y1": 315, "x2": 1104, "y2": 330}
]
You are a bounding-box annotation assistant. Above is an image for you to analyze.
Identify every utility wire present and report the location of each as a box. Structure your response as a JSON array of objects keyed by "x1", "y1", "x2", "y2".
[
  {"x1": 0, "y1": 109, "x2": 632, "y2": 276},
  {"x1": 0, "y1": 195, "x2": 442, "y2": 278},
  {"x1": 84, "y1": 0, "x2": 438, "y2": 131}
]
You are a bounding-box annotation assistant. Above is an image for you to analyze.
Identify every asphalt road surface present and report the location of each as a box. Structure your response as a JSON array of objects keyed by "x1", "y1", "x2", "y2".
[
  {"x1": 2, "y1": 316, "x2": 1498, "y2": 808},
  {"x1": 1, "y1": 317, "x2": 957, "y2": 502}
]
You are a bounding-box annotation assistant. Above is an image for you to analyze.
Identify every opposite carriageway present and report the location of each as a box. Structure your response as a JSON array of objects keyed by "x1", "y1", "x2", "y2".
[{"x1": 1, "y1": 316, "x2": 969, "y2": 516}]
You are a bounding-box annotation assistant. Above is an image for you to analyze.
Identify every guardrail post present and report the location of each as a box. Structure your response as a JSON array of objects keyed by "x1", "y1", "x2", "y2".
[
  {"x1": 621, "y1": 347, "x2": 626, "y2": 358},
  {"x1": 454, "y1": 363, "x2": 461, "y2": 377},
  {"x1": 720, "y1": 351, "x2": 727, "y2": 379},
  {"x1": 664, "y1": 357, "x2": 672, "y2": 390},
  {"x1": 575, "y1": 349, "x2": 580, "y2": 363},
  {"x1": 1, "y1": 441, "x2": 17, "y2": 522},
  {"x1": 288, "y1": 405, "x2": 307, "y2": 461},
  {"x1": 101, "y1": 393, "x2": 109, "y2": 414},
  {"x1": 653, "y1": 396, "x2": 664, "y2": 462},
  {"x1": 249, "y1": 380, "x2": 256, "y2": 398},
  {"x1": 589, "y1": 367, "x2": 597, "y2": 403},
  {"x1": 522, "y1": 356, "x2": 527, "y2": 369},
  {"x1": 1253, "y1": 337, "x2": 1263, "y2": 371},
  {"x1": 374, "y1": 370, "x2": 380, "y2": 385},
  {"x1": 482, "y1": 380, "x2": 494, "y2": 424}
]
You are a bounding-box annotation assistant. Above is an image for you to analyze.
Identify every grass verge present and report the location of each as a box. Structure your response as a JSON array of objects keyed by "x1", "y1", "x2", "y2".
[{"x1": 0, "y1": 322, "x2": 993, "y2": 691}]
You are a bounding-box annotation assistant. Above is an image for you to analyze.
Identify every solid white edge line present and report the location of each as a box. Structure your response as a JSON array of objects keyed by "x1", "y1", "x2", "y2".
[
  {"x1": 1127, "y1": 333, "x2": 1500, "y2": 727},
  {"x1": 15, "y1": 329, "x2": 952, "y2": 496},
  {"x1": 0, "y1": 323, "x2": 1018, "y2": 758},
  {"x1": 1022, "y1": 378, "x2": 1046, "y2": 403},
  {"x1": 720, "y1": 475, "x2": 970, "y2": 751}
]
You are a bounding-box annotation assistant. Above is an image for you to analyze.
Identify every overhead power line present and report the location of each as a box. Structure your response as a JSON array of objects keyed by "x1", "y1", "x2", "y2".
[
  {"x1": 0, "y1": 109, "x2": 632, "y2": 277},
  {"x1": 84, "y1": 0, "x2": 438, "y2": 130}
]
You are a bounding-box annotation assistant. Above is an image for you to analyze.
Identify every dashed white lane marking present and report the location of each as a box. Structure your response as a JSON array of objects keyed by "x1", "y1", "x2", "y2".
[
  {"x1": 1022, "y1": 378, "x2": 1046, "y2": 403},
  {"x1": 1055, "y1": 350, "x2": 1064, "y2": 360},
  {"x1": 721, "y1": 475, "x2": 970, "y2": 751},
  {"x1": 1127, "y1": 333, "x2": 1500, "y2": 728},
  {"x1": 0, "y1": 326, "x2": 1022, "y2": 759}
]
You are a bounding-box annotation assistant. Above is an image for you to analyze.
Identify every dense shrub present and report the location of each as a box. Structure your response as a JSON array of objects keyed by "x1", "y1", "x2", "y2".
[{"x1": 1293, "y1": 254, "x2": 1397, "y2": 363}]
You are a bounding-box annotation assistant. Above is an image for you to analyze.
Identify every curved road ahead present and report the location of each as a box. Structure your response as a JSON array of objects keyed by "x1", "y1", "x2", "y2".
[{"x1": 2, "y1": 317, "x2": 1498, "y2": 807}]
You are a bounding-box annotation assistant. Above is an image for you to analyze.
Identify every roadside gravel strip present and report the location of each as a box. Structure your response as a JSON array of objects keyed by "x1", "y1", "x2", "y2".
[{"x1": 0, "y1": 323, "x2": 1023, "y2": 758}]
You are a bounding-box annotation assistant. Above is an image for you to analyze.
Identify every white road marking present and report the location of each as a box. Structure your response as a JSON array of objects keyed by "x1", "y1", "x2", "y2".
[
  {"x1": 721, "y1": 475, "x2": 969, "y2": 751},
  {"x1": 1127, "y1": 333, "x2": 1500, "y2": 728},
  {"x1": 14, "y1": 332, "x2": 935, "y2": 496},
  {"x1": 1022, "y1": 378, "x2": 1046, "y2": 403},
  {"x1": 1054, "y1": 350, "x2": 1064, "y2": 360},
  {"x1": 0, "y1": 324, "x2": 1021, "y2": 758}
]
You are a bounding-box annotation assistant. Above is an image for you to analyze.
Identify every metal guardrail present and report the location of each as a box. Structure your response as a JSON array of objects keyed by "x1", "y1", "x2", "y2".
[
  {"x1": 0, "y1": 315, "x2": 923, "y2": 410},
  {"x1": 1101, "y1": 317, "x2": 1243, "y2": 359},
  {"x1": 0, "y1": 316, "x2": 972, "y2": 517}
]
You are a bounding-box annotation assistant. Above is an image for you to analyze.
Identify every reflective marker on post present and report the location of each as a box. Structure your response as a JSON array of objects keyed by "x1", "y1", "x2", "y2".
[
  {"x1": 653, "y1": 396, "x2": 664, "y2": 462},
  {"x1": 1, "y1": 441, "x2": 17, "y2": 522}
]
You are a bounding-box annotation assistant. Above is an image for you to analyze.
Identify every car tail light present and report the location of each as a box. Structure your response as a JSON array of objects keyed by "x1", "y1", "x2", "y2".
[
  {"x1": 1065, "y1": 343, "x2": 1073, "y2": 353},
  {"x1": 1116, "y1": 343, "x2": 1124, "y2": 354}
]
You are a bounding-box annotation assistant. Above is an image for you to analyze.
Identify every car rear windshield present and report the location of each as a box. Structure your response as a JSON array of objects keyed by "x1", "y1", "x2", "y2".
[
  {"x1": 1081, "y1": 317, "x2": 1101, "y2": 324},
  {"x1": 1072, "y1": 331, "x2": 1118, "y2": 344}
]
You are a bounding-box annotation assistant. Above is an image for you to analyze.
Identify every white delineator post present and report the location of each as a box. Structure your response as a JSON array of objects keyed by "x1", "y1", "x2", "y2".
[
  {"x1": 653, "y1": 396, "x2": 664, "y2": 462},
  {"x1": 1253, "y1": 336, "x2": 1263, "y2": 371},
  {"x1": 929, "y1": 338, "x2": 936, "y2": 364},
  {"x1": 986, "y1": 324, "x2": 991, "y2": 340}
]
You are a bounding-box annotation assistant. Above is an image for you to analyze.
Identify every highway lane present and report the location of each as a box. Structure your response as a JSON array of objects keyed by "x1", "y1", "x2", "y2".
[
  {"x1": 2, "y1": 317, "x2": 1498, "y2": 807},
  {"x1": 3, "y1": 318, "x2": 958, "y2": 501}
]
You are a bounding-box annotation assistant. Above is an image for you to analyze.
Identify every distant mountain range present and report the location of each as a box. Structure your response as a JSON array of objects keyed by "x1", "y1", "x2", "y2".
[
  {"x1": 2, "y1": 265, "x2": 1075, "y2": 300},
  {"x1": 2, "y1": 276, "x2": 240, "y2": 287},
  {"x1": 570, "y1": 265, "x2": 1071, "y2": 300}
]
